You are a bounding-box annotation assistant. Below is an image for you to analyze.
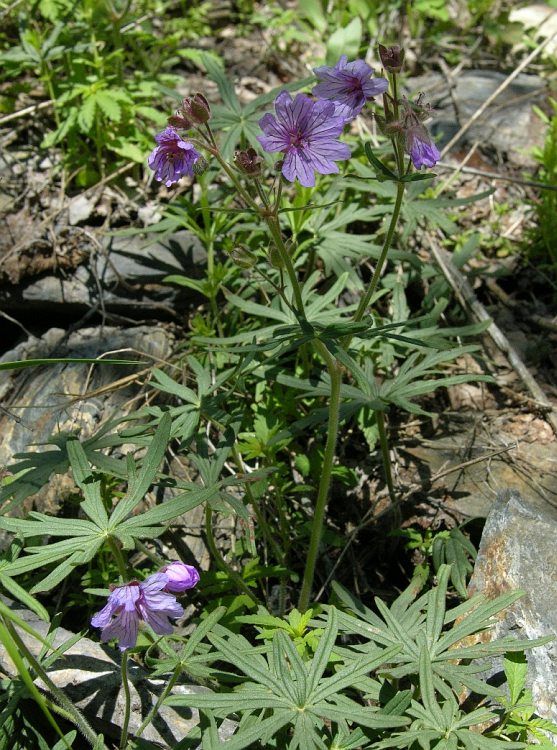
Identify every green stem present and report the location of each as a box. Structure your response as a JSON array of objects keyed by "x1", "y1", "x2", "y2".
[
  {"x1": 376, "y1": 410, "x2": 396, "y2": 505},
  {"x1": 265, "y1": 216, "x2": 305, "y2": 317},
  {"x1": 352, "y1": 180, "x2": 406, "y2": 325},
  {"x1": 231, "y1": 446, "x2": 284, "y2": 566},
  {"x1": 133, "y1": 665, "x2": 181, "y2": 742},
  {"x1": 210, "y1": 149, "x2": 260, "y2": 213},
  {"x1": 298, "y1": 346, "x2": 342, "y2": 612},
  {"x1": 205, "y1": 505, "x2": 259, "y2": 604},
  {"x1": 119, "y1": 652, "x2": 131, "y2": 750},
  {"x1": 109, "y1": 538, "x2": 129, "y2": 581},
  {"x1": 4, "y1": 620, "x2": 101, "y2": 748}
]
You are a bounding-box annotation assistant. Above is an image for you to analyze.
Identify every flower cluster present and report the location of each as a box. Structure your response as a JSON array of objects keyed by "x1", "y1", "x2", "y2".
[
  {"x1": 147, "y1": 48, "x2": 439, "y2": 189},
  {"x1": 91, "y1": 562, "x2": 199, "y2": 651}
]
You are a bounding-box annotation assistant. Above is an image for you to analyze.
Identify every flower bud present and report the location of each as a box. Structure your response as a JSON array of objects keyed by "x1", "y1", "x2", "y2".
[
  {"x1": 230, "y1": 245, "x2": 257, "y2": 268},
  {"x1": 182, "y1": 93, "x2": 211, "y2": 125},
  {"x1": 378, "y1": 44, "x2": 405, "y2": 74},
  {"x1": 234, "y1": 147, "x2": 263, "y2": 176},
  {"x1": 168, "y1": 112, "x2": 192, "y2": 130},
  {"x1": 268, "y1": 244, "x2": 285, "y2": 268},
  {"x1": 192, "y1": 155, "x2": 209, "y2": 176},
  {"x1": 161, "y1": 561, "x2": 200, "y2": 593}
]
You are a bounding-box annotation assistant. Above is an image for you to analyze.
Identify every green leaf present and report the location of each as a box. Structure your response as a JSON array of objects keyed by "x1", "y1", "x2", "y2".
[
  {"x1": 298, "y1": 0, "x2": 327, "y2": 32},
  {"x1": 109, "y1": 139, "x2": 146, "y2": 163},
  {"x1": 0, "y1": 570, "x2": 50, "y2": 621},
  {"x1": 109, "y1": 413, "x2": 171, "y2": 527},
  {"x1": 504, "y1": 651, "x2": 528, "y2": 705},
  {"x1": 77, "y1": 94, "x2": 96, "y2": 133},
  {"x1": 326, "y1": 18, "x2": 362, "y2": 64},
  {"x1": 199, "y1": 52, "x2": 241, "y2": 114},
  {"x1": 364, "y1": 143, "x2": 398, "y2": 181},
  {"x1": 95, "y1": 90, "x2": 122, "y2": 122}
]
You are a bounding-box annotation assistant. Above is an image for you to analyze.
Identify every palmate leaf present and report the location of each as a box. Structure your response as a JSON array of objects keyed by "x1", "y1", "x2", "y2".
[
  {"x1": 167, "y1": 607, "x2": 408, "y2": 749},
  {"x1": 401, "y1": 183, "x2": 496, "y2": 240},
  {"x1": 0, "y1": 414, "x2": 220, "y2": 591},
  {"x1": 333, "y1": 565, "x2": 544, "y2": 705}
]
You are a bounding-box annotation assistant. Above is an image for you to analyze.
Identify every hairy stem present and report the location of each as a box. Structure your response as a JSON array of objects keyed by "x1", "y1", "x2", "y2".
[
  {"x1": 109, "y1": 537, "x2": 129, "y2": 581},
  {"x1": 119, "y1": 652, "x2": 131, "y2": 750},
  {"x1": 353, "y1": 180, "x2": 406, "y2": 325},
  {"x1": 264, "y1": 216, "x2": 305, "y2": 317},
  {"x1": 298, "y1": 344, "x2": 342, "y2": 612},
  {"x1": 376, "y1": 410, "x2": 396, "y2": 505}
]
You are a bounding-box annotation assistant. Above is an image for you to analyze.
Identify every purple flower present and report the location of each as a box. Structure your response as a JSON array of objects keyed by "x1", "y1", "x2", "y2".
[
  {"x1": 161, "y1": 562, "x2": 200, "y2": 593},
  {"x1": 148, "y1": 127, "x2": 200, "y2": 187},
  {"x1": 408, "y1": 132, "x2": 440, "y2": 169},
  {"x1": 91, "y1": 573, "x2": 184, "y2": 651},
  {"x1": 396, "y1": 98, "x2": 440, "y2": 170},
  {"x1": 312, "y1": 55, "x2": 388, "y2": 120},
  {"x1": 257, "y1": 91, "x2": 351, "y2": 187}
]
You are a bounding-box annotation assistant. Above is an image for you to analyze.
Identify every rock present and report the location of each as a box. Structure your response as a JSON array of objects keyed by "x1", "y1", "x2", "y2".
[
  {"x1": 68, "y1": 194, "x2": 96, "y2": 225},
  {"x1": 402, "y1": 412, "x2": 557, "y2": 519},
  {"x1": 0, "y1": 596, "x2": 235, "y2": 747},
  {"x1": 0, "y1": 230, "x2": 207, "y2": 317},
  {"x1": 407, "y1": 71, "x2": 547, "y2": 166},
  {"x1": 469, "y1": 489, "x2": 557, "y2": 727},
  {"x1": 510, "y1": 4, "x2": 557, "y2": 58},
  {"x1": 0, "y1": 325, "x2": 174, "y2": 514}
]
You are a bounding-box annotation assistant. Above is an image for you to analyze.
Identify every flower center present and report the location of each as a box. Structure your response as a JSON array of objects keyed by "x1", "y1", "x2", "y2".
[{"x1": 288, "y1": 129, "x2": 307, "y2": 149}]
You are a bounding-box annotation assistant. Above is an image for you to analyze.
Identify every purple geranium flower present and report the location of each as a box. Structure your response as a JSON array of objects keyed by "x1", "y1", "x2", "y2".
[
  {"x1": 161, "y1": 562, "x2": 200, "y2": 593},
  {"x1": 396, "y1": 98, "x2": 440, "y2": 170},
  {"x1": 148, "y1": 127, "x2": 200, "y2": 187},
  {"x1": 91, "y1": 573, "x2": 184, "y2": 651},
  {"x1": 257, "y1": 91, "x2": 351, "y2": 187},
  {"x1": 407, "y1": 132, "x2": 440, "y2": 169},
  {"x1": 313, "y1": 55, "x2": 388, "y2": 120}
]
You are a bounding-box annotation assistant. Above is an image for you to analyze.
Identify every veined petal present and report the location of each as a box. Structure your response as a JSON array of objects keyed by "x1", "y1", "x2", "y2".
[
  {"x1": 101, "y1": 609, "x2": 139, "y2": 651},
  {"x1": 141, "y1": 609, "x2": 175, "y2": 636},
  {"x1": 282, "y1": 150, "x2": 315, "y2": 187}
]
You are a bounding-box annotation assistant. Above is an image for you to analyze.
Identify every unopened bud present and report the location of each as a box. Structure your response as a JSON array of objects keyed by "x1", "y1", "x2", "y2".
[
  {"x1": 378, "y1": 44, "x2": 405, "y2": 74},
  {"x1": 192, "y1": 155, "x2": 209, "y2": 176},
  {"x1": 230, "y1": 245, "x2": 257, "y2": 268},
  {"x1": 182, "y1": 93, "x2": 211, "y2": 125},
  {"x1": 234, "y1": 148, "x2": 262, "y2": 176},
  {"x1": 168, "y1": 112, "x2": 192, "y2": 129}
]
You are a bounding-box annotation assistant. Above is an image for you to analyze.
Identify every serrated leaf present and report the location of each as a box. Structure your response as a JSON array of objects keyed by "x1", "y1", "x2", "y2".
[
  {"x1": 77, "y1": 94, "x2": 96, "y2": 133},
  {"x1": 95, "y1": 90, "x2": 122, "y2": 121}
]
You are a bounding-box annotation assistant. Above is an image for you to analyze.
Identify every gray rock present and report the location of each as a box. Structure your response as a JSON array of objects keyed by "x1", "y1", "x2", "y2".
[
  {"x1": 408, "y1": 70, "x2": 547, "y2": 166},
  {"x1": 0, "y1": 325, "x2": 174, "y2": 514},
  {"x1": 0, "y1": 596, "x2": 234, "y2": 747},
  {"x1": 0, "y1": 230, "x2": 207, "y2": 316},
  {"x1": 402, "y1": 412, "x2": 557, "y2": 519},
  {"x1": 469, "y1": 489, "x2": 557, "y2": 726},
  {"x1": 510, "y1": 5, "x2": 557, "y2": 58}
]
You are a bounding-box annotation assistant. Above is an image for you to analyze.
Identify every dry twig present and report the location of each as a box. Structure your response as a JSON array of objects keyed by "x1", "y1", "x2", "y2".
[{"x1": 429, "y1": 237, "x2": 557, "y2": 435}]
